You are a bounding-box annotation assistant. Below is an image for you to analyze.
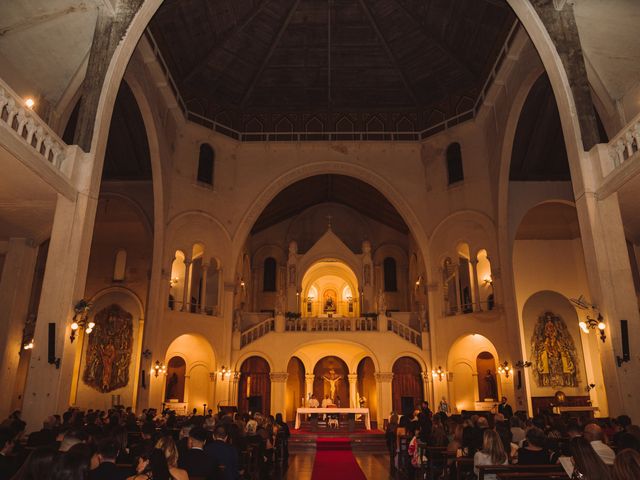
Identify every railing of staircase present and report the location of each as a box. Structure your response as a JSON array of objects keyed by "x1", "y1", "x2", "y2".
[
  {"x1": 240, "y1": 317, "x2": 275, "y2": 348},
  {"x1": 0, "y1": 79, "x2": 68, "y2": 175},
  {"x1": 387, "y1": 318, "x2": 422, "y2": 348}
]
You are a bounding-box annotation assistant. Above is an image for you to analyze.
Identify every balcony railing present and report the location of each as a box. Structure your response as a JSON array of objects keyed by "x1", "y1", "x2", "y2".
[
  {"x1": 609, "y1": 112, "x2": 640, "y2": 171},
  {"x1": 167, "y1": 299, "x2": 218, "y2": 316},
  {"x1": 0, "y1": 79, "x2": 68, "y2": 175},
  {"x1": 283, "y1": 316, "x2": 377, "y2": 332}
]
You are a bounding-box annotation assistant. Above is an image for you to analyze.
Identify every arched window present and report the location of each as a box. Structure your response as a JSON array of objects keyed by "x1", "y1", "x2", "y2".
[
  {"x1": 446, "y1": 142, "x2": 464, "y2": 185},
  {"x1": 197, "y1": 143, "x2": 214, "y2": 185},
  {"x1": 383, "y1": 257, "x2": 397, "y2": 292},
  {"x1": 113, "y1": 249, "x2": 127, "y2": 281},
  {"x1": 263, "y1": 257, "x2": 277, "y2": 292}
]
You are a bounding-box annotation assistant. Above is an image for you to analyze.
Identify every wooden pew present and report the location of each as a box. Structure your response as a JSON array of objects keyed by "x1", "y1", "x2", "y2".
[
  {"x1": 495, "y1": 473, "x2": 568, "y2": 480},
  {"x1": 478, "y1": 464, "x2": 564, "y2": 480}
]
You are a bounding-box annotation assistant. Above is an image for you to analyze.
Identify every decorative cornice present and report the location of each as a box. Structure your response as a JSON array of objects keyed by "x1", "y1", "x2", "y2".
[
  {"x1": 270, "y1": 372, "x2": 289, "y2": 382},
  {"x1": 375, "y1": 372, "x2": 394, "y2": 382}
]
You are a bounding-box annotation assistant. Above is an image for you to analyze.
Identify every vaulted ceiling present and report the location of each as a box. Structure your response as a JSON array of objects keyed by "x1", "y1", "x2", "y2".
[
  {"x1": 149, "y1": 0, "x2": 516, "y2": 133},
  {"x1": 251, "y1": 174, "x2": 408, "y2": 233}
]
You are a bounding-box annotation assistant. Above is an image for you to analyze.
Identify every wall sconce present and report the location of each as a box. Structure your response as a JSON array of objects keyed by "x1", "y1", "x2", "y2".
[
  {"x1": 23, "y1": 339, "x2": 34, "y2": 351},
  {"x1": 572, "y1": 295, "x2": 606, "y2": 342},
  {"x1": 217, "y1": 366, "x2": 236, "y2": 380},
  {"x1": 24, "y1": 97, "x2": 35, "y2": 109},
  {"x1": 483, "y1": 276, "x2": 493, "y2": 287},
  {"x1": 70, "y1": 299, "x2": 94, "y2": 343},
  {"x1": 240, "y1": 279, "x2": 245, "y2": 288},
  {"x1": 153, "y1": 360, "x2": 167, "y2": 377},
  {"x1": 497, "y1": 361, "x2": 512, "y2": 378},
  {"x1": 515, "y1": 360, "x2": 532, "y2": 368},
  {"x1": 432, "y1": 366, "x2": 445, "y2": 381},
  {"x1": 169, "y1": 277, "x2": 179, "y2": 288}
]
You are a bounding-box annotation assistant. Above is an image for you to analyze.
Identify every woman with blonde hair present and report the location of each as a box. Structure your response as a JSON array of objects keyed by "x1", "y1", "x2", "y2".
[
  {"x1": 473, "y1": 429, "x2": 508, "y2": 480},
  {"x1": 155, "y1": 436, "x2": 188, "y2": 480},
  {"x1": 613, "y1": 449, "x2": 640, "y2": 480}
]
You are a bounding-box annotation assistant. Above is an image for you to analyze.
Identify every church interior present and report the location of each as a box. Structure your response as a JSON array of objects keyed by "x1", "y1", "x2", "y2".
[{"x1": 1, "y1": 0, "x2": 640, "y2": 478}]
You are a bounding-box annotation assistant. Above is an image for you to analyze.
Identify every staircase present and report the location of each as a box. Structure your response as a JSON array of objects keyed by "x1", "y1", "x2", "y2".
[
  {"x1": 387, "y1": 317, "x2": 422, "y2": 348},
  {"x1": 240, "y1": 317, "x2": 274, "y2": 347}
]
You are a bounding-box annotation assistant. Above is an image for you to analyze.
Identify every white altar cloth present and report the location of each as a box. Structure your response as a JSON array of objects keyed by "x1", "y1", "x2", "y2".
[{"x1": 294, "y1": 407, "x2": 371, "y2": 430}]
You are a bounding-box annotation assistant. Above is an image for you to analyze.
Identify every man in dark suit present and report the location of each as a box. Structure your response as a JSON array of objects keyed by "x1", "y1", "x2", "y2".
[
  {"x1": 179, "y1": 426, "x2": 212, "y2": 478},
  {"x1": 205, "y1": 425, "x2": 239, "y2": 480},
  {"x1": 498, "y1": 396, "x2": 513, "y2": 418},
  {"x1": 27, "y1": 416, "x2": 58, "y2": 447},
  {"x1": 0, "y1": 429, "x2": 16, "y2": 480},
  {"x1": 89, "y1": 437, "x2": 129, "y2": 480}
]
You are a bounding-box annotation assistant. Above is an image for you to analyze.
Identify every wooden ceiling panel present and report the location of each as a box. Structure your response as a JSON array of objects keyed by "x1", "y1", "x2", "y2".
[{"x1": 149, "y1": 0, "x2": 515, "y2": 132}]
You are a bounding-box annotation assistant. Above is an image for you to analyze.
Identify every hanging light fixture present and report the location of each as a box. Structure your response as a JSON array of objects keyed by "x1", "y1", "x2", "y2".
[{"x1": 432, "y1": 366, "x2": 445, "y2": 381}]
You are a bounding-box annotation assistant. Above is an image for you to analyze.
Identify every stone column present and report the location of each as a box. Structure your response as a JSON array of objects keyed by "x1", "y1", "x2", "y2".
[
  {"x1": 182, "y1": 259, "x2": 192, "y2": 312},
  {"x1": 0, "y1": 238, "x2": 38, "y2": 418},
  {"x1": 453, "y1": 265, "x2": 462, "y2": 314},
  {"x1": 304, "y1": 373, "x2": 315, "y2": 405},
  {"x1": 270, "y1": 372, "x2": 289, "y2": 420},
  {"x1": 348, "y1": 373, "x2": 358, "y2": 408},
  {"x1": 375, "y1": 372, "x2": 394, "y2": 426},
  {"x1": 573, "y1": 171, "x2": 640, "y2": 419},
  {"x1": 21, "y1": 155, "x2": 100, "y2": 430},
  {"x1": 421, "y1": 371, "x2": 432, "y2": 407},
  {"x1": 200, "y1": 263, "x2": 208, "y2": 314},
  {"x1": 470, "y1": 259, "x2": 482, "y2": 312}
]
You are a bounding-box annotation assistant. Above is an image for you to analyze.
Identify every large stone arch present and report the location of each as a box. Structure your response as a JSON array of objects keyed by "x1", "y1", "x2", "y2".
[{"x1": 229, "y1": 161, "x2": 431, "y2": 284}]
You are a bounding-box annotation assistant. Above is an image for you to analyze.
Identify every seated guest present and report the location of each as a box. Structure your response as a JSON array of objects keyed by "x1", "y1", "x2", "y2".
[
  {"x1": 58, "y1": 429, "x2": 85, "y2": 453},
  {"x1": 51, "y1": 450, "x2": 90, "y2": 480},
  {"x1": 128, "y1": 445, "x2": 171, "y2": 480},
  {"x1": 474, "y1": 430, "x2": 508, "y2": 480},
  {"x1": 155, "y1": 436, "x2": 188, "y2": 480},
  {"x1": 616, "y1": 432, "x2": 640, "y2": 452},
  {"x1": 0, "y1": 429, "x2": 16, "y2": 480},
  {"x1": 470, "y1": 416, "x2": 490, "y2": 455},
  {"x1": 89, "y1": 437, "x2": 129, "y2": 480},
  {"x1": 565, "y1": 436, "x2": 612, "y2": 480},
  {"x1": 205, "y1": 425, "x2": 239, "y2": 480},
  {"x1": 584, "y1": 423, "x2": 616, "y2": 465},
  {"x1": 9, "y1": 446, "x2": 57, "y2": 480},
  {"x1": 517, "y1": 427, "x2": 551, "y2": 465},
  {"x1": 178, "y1": 426, "x2": 211, "y2": 478},
  {"x1": 27, "y1": 417, "x2": 58, "y2": 448},
  {"x1": 509, "y1": 416, "x2": 525, "y2": 446},
  {"x1": 613, "y1": 448, "x2": 640, "y2": 480}
]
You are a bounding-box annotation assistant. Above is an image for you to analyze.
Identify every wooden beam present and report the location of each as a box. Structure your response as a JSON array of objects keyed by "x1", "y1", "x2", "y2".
[
  {"x1": 183, "y1": 0, "x2": 272, "y2": 84},
  {"x1": 357, "y1": 0, "x2": 420, "y2": 105},
  {"x1": 240, "y1": 0, "x2": 302, "y2": 108},
  {"x1": 391, "y1": 0, "x2": 478, "y2": 80}
]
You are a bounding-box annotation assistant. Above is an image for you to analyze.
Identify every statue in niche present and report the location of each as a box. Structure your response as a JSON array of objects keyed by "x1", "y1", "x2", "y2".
[
  {"x1": 377, "y1": 290, "x2": 387, "y2": 315},
  {"x1": 483, "y1": 369, "x2": 498, "y2": 400},
  {"x1": 364, "y1": 264, "x2": 371, "y2": 286},
  {"x1": 288, "y1": 265, "x2": 296, "y2": 286},
  {"x1": 531, "y1": 311, "x2": 579, "y2": 388},
  {"x1": 276, "y1": 289, "x2": 286, "y2": 315},
  {"x1": 83, "y1": 304, "x2": 133, "y2": 393},
  {"x1": 323, "y1": 369, "x2": 342, "y2": 400},
  {"x1": 166, "y1": 372, "x2": 179, "y2": 399}
]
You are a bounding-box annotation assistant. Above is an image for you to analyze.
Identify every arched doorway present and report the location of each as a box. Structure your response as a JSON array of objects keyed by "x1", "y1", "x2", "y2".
[
  {"x1": 357, "y1": 357, "x2": 377, "y2": 423},
  {"x1": 392, "y1": 357, "x2": 423, "y2": 416},
  {"x1": 285, "y1": 357, "x2": 305, "y2": 420},
  {"x1": 313, "y1": 356, "x2": 349, "y2": 406},
  {"x1": 447, "y1": 334, "x2": 500, "y2": 414},
  {"x1": 165, "y1": 356, "x2": 186, "y2": 402},
  {"x1": 163, "y1": 333, "x2": 216, "y2": 415},
  {"x1": 238, "y1": 356, "x2": 271, "y2": 415}
]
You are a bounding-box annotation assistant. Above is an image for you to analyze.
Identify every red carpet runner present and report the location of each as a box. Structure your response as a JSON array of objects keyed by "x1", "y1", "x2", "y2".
[{"x1": 311, "y1": 437, "x2": 367, "y2": 480}]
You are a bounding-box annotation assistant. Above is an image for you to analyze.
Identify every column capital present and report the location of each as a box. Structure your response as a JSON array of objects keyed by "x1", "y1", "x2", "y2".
[
  {"x1": 305, "y1": 373, "x2": 316, "y2": 382},
  {"x1": 347, "y1": 373, "x2": 358, "y2": 382},
  {"x1": 270, "y1": 372, "x2": 289, "y2": 383},
  {"x1": 375, "y1": 372, "x2": 394, "y2": 383}
]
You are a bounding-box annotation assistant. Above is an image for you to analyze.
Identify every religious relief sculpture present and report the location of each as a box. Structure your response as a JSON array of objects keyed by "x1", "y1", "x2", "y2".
[
  {"x1": 377, "y1": 290, "x2": 387, "y2": 315},
  {"x1": 322, "y1": 369, "x2": 342, "y2": 400},
  {"x1": 275, "y1": 289, "x2": 286, "y2": 315},
  {"x1": 83, "y1": 304, "x2": 133, "y2": 393},
  {"x1": 531, "y1": 311, "x2": 579, "y2": 388}
]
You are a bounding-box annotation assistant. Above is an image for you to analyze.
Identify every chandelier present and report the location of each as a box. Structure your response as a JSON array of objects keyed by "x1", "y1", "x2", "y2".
[{"x1": 70, "y1": 299, "x2": 94, "y2": 343}]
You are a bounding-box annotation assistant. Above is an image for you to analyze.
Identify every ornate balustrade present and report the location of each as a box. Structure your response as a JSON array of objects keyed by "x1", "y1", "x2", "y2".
[
  {"x1": 609, "y1": 112, "x2": 640, "y2": 170},
  {"x1": 240, "y1": 317, "x2": 275, "y2": 348},
  {"x1": 0, "y1": 79, "x2": 68, "y2": 175},
  {"x1": 386, "y1": 317, "x2": 422, "y2": 348}
]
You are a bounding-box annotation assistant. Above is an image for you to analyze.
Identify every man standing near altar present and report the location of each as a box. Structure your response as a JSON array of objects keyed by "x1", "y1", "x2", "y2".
[{"x1": 321, "y1": 394, "x2": 333, "y2": 408}]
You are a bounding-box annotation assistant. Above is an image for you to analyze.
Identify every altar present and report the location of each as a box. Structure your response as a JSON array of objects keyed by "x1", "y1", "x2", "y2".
[{"x1": 295, "y1": 407, "x2": 371, "y2": 430}]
